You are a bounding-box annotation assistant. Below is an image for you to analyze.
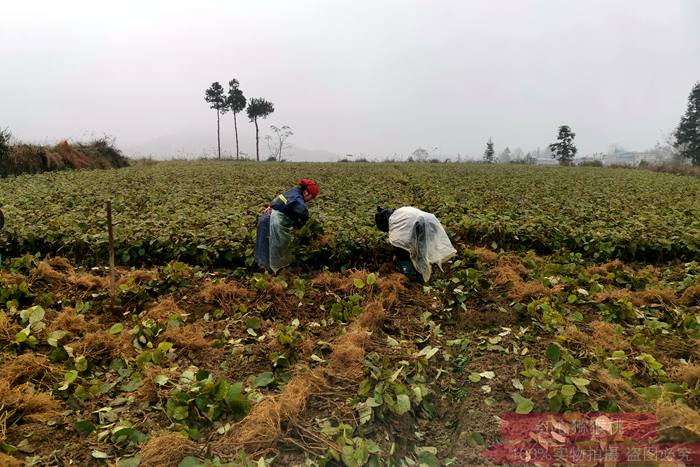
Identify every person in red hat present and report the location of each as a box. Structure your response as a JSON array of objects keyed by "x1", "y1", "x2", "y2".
[{"x1": 255, "y1": 179, "x2": 320, "y2": 272}]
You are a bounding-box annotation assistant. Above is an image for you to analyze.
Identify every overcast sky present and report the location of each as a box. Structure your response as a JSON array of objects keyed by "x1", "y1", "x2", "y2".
[{"x1": 2, "y1": 0, "x2": 699, "y2": 160}]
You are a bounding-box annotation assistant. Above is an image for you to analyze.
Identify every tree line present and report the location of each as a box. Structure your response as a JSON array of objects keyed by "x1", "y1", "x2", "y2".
[
  {"x1": 482, "y1": 125, "x2": 578, "y2": 165},
  {"x1": 204, "y1": 79, "x2": 276, "y2": 161},
  {"x1": 481, "y1": 81, "x2": 700, "y2": 166}
]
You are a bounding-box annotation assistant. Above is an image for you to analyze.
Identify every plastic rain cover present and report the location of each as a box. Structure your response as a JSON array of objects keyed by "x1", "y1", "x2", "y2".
[
  {"x1": 269, "y1": 209, "x2": 294, "y2": 273},
  {"x1": 388, "y1": 207, "x2": 456, "y2": 282}
]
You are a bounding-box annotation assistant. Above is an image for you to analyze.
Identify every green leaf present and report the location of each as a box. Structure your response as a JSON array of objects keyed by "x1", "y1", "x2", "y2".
[
  {"x1": 395, "y1": 394, "x2": 411, "y2": 415},
  {"x1": 157, "y1": 341, "x2": 173, "y2": 352},
  {"x1": 22, "y1": 305, "x2": 45, "y2": 325},
  {"x1": 172, "y1": 405, "x2": 189, "y2": 421},
  {"x1": 511, "y1": 393, "x2": 534, "y2": 414},
  {"x1": 75, "y1": 356, "x2": 88, "y2": 372},
  {"x1": 154, "y1": 374, "x2": 169, "y2": 386},
  {"x1": 357, "y1": 402, "x2": 373, "y2": 425},
  {"x1": 74, "y1": 419, "x2": 96, "y2": 435},
  {"x1": 117, "y1": 454, "x2": 142, "y2": 467},
  {"x1": 111, "y1": 427, "x2": 136, "y2": 444},
  {"x1": 465, "y1": 432, "x2": 485, "y2": 446},
  {"x1": 468, "y1": 373, "x2": 481, "y2": 383},
  {"x1": 611, "y1": 350, "x2": 627, "y2": 360},
  {"x1": 637, "y1": 386, "x2": 662, "y2": 401},
  {"x1": 561, "y1": 384, "x2": 577, "y2": 403},
  {"x1": 245, "y1": 318, "x2": 261, "y2": 330},
  {"x1": 545, "y1": 343, "x2": 561, "y2": 364},
  {"x1": 254, "y1": 372, "x2": 275, "y2": 387},
  {"x1": 109, "y1": 323, "x2": 123, "y2": 335},
  {"x1": 14, "y1": 331, "x2": 28, "y2": 343},
  {"x1": 353, "y1": 278, "x2": 365, "y2": 289},
  {"x1": 64, "y1": 370, "x2": 78, "y2": 384},
  {"x1": 416, "y1": 450, "x2": 440, "y2": 467},
  {"x1": 178, "y1": 456, "x2": 204, "y2": 467},
  {"x1": 135, "y1": 351, "x2": 152, "y2": 367},
  {"x1": 417, "y1": 345, "x2": 439, "y2": 360},
  {"x1": 47, "y1": 330, "x2": 68, "y2": 347},
  {"x1": 366, "y1": 273, "x2": 377, "y2": 285},
  {"x1": 120, "y1": 375, "x2": 143, "y2": 392},
  {"x1": 570, "y1": 377, "x2": 590, "y2": 386},
  {"x1": 92, "y1": 450, "x2": 109, "y2": 459}
]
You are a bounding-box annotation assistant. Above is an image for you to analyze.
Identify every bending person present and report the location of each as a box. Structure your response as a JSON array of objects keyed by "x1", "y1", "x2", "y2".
[
  {"x1": 375, "y1": 206, "x2": 456, "y2": 282},
  {"x1": 255, "y1": 179, "x2": 320, "y2": 273}
]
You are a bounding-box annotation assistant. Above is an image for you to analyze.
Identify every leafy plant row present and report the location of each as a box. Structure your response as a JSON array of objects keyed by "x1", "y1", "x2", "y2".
[{"x1": 0, "y1": 162, "x2": 698, "y2": 266}]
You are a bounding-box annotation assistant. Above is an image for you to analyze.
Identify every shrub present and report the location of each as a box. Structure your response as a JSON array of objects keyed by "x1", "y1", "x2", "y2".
[
  {"x1": 0, "y1": 127, "x2": 11, "y2": 177},
  {"x1": 0, "y1": 137, "x2": 129, "y2": 177},
  {"x1": 578, "y1": 160, "x2": 603, "y2": 167}
]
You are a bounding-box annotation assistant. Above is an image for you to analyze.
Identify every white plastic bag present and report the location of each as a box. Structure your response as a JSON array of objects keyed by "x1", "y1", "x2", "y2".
[{"x1": 388, "y1": 207, "x2": 456, "y2": 282}]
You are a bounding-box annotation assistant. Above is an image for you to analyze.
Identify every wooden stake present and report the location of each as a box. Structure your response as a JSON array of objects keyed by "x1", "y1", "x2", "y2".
[{"x1": 107, "y1": 200, "x2": 116, "y2": 307}]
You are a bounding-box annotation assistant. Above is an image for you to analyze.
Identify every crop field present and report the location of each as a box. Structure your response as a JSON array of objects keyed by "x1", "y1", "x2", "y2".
[
  {"x1": 2, "y1": 162, "x2": 699, "y2": 266},
  {"x1": 0, "y1": 162, "x2": 699, "y2": 466}
]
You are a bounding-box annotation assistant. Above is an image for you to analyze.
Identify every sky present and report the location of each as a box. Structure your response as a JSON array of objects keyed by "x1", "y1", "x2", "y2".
[{"x1": 1, "y1": 0, "x2": 699, "y2": 161}]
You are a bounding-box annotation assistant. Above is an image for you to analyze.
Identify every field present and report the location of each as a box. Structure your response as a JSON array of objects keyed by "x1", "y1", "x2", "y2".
[{"x1": 0, "y1": 162, "x2": 699, "y2": 466}]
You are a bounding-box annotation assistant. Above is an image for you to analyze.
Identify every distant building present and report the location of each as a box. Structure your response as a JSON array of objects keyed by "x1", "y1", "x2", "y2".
[
  {"x1": 603, "y1": 151, "x2": 664, "y2": 166},
  {"x1": 534, "y1": 157, "x2": 558, "y2": 166},
  {"x1": 575, "y1": 153, "x2": 605, "y2": 165}
]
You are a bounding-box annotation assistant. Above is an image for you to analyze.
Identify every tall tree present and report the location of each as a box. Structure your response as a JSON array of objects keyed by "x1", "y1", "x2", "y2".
[
  {"x1": 225, "y1": 79, "x2": 247, "y2": 160},
  {"x1": 204, "y1": 82, "x2": 227, "y2": 159},
  {"x1": 674, "y1": 81, "x2": 700, "y2": 166},
  {"x1": 483, "y1": 138, "x2": 495, "y2": 163},
  {"x1": 549, "y1": 125, "x2": 577, "y2": 165},
  {"x1": 246, "y1": 98, "x2": 275, "y2": 161}
]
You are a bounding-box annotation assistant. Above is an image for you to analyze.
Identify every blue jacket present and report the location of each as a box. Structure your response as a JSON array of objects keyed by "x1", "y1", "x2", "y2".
[{"x1": 269, "y1": 186, "x2": 309, "y2": 227}]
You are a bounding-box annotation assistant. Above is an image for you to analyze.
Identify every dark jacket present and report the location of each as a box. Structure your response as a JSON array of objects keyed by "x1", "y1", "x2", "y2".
[{"x1": 269, "y1": 186, "x2": 309, "y2": 227}]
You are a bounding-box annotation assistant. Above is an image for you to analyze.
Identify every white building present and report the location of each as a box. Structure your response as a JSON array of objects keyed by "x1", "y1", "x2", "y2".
[{"x1": 603, "y1": 151, "x2": 665, "y2": 166}]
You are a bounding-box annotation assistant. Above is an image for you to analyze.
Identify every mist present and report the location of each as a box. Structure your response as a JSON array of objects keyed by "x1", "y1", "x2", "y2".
[{"x1": 1, "y1": 0, "x2": 699, "y2": 160}]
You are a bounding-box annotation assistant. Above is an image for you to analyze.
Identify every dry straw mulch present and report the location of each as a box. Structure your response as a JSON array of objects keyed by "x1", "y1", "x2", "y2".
[{"x1": 214, "y1": 301, "x2": 386, "y2": 457}]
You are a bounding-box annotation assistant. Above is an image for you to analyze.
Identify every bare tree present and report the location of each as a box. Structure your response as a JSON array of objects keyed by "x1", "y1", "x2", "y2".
[
  {"x1": 264, "y1": 125, "x2": 293, "y2": 162},
  {"x1": 411, "y1": 147, "x2": 429, "y2": 162}
]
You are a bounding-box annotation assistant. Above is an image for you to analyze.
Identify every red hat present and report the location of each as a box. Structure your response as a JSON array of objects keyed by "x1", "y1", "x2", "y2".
[{"x1": 299, "y1": 179, "x2": 320, "y2": 198}]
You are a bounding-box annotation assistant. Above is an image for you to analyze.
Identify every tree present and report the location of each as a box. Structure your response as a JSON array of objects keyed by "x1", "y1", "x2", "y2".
[
  {"x1": 225, "y1": 79, "x2": 247, "y2": 160},
  {"x1": 499, "y1": 147, "x2": 511, "y2": 163},
  {"x1": 204, "y1": 82, "x2": 227, "y2": 159},
  {"x1": 483, "y1": 138, "x2": 495, "y2": 163},
  {"x1": 674, "y1": 81, "x2": 700, "y2": 166},
  {"x1": 411, "y1": 148, "x2": 429, "y2": 162},
  {"x1": 549, "y1": 125, "x2": 577, "y2": 165},
  {"x1": 246, "y1": 98, "x2": 275, "y2": 161},
  {"x1": 0, "y1": 127, "x2": 11, "y2": 178},
  {"x1": 264, "y1": 125, "x2": 293, "y2": 162}
]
